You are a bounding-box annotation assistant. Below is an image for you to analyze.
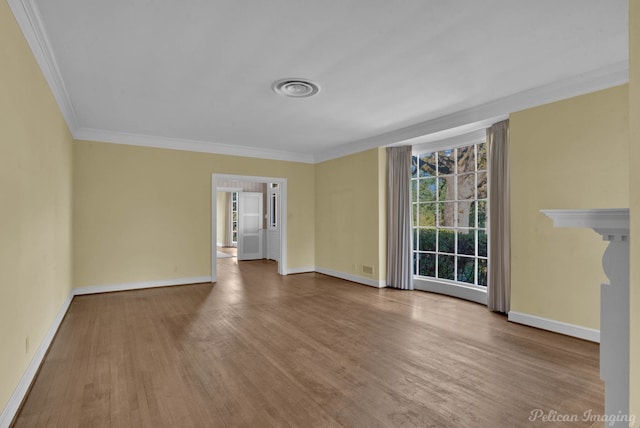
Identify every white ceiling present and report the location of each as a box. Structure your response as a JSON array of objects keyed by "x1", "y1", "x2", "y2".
[{"x1": 11, "y1": 0, "x2": 628, "y2": 162}]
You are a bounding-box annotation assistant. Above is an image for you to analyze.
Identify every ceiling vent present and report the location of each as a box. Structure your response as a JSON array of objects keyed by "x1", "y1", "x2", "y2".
[{"x1": 272, "y1": 79, "x2": 320, "y2": 98}]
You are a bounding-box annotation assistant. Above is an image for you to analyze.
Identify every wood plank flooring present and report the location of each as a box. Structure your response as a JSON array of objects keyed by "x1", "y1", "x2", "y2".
[{"x1": 14, "y1": 258, "x2": 603, "y2": 427}]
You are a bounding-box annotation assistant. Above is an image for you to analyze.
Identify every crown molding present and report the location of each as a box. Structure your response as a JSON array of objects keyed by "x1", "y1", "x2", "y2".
[
  {"x1": 313, "y1": 60, "x2": 628, "y2": 163},
  {"x1": 8, "y1": 0, "x2": 80, "y2": 131},
  {"x1": 74, "y1": 128, "x2": 316, "y2": 163}
]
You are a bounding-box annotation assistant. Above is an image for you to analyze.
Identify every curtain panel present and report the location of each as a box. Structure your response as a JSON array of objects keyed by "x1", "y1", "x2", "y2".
[
  {"x1": 386, "y1": 146, "x2": 414, "y2": 290},
  {"x1": 487, "y1": 120, "x2": 511, "y2": 313}
]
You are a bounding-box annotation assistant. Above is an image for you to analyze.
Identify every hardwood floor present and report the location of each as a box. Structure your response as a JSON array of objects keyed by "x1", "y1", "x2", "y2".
[{"x1": 14, "y1": 258, "x2": 603, "y2": 427}]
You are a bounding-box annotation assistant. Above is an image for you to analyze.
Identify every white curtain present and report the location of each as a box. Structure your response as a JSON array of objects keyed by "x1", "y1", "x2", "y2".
[
  {"x1": 487, "y1": 120, "x2": 511, "y2": 313},
  {"x1": 386, "y1": 146, "x2": 414, "y2": 290}
]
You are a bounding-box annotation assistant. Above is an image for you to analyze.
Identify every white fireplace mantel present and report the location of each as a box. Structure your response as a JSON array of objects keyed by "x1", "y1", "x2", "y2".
[{"x1": 541, "y1": 208, "x2": 629, "y2": 426}]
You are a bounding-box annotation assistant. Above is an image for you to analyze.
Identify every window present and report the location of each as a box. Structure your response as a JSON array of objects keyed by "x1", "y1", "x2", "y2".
[
  {"x1": 268, "y1": 184, "x2": 279, "y2": 229},
  {"x1": 231, "y1": 191, "x2": 238, "y2": 245},
  {"x1": 412, "y1": 142, "x2": 488, "y2": 287}
]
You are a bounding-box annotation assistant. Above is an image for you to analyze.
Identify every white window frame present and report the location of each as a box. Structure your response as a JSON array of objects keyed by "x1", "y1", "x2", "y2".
[{"x1": 411, "y1": 130, "x2": 488, "y2": 305}]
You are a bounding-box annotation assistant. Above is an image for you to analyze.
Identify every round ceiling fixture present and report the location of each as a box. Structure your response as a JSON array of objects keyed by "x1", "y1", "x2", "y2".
[{"x1": 272, "y1": 78, "x2": 320, "y2": 98}]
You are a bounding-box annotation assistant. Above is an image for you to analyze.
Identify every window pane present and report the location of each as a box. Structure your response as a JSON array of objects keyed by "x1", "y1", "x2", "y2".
[
  {"x1": 477, "y1": 200, "x2": 487, "y2": 228},
  {"x1": 411, "y1": 179, "x2": 417, "y2": 202},
  {"x1": 457, "y1": 146, "x2": 475, "y2": 173},
  {"x1": 438, "y1": 177, "x2": 454, "y2": 201},
  {"x1": 418, "y1": 228, "x2": 436, "y2": 251},
  {"x1": 418, "y1": 153, "x2": 436, "y2": 177},
  {"x1": 437, "y1": 255, "x2": 455, "y2": 280},
  {"x1": 477, "y1": 142, "x2": 487, "y2": 170},
  {"x1": 457, "y1": 256, "x2": 475, "y2": 284},
  {"x1": 456, "y1": 201, "x2": 475, "y2": 227},
  {"x1": 477, "y1": 172, "x2": 487, "y2": 199},
  {"x1": 457, "y1": 173, "x2": 475, "y2": 201},
  {"x1": 411, "y1": 156, "x2": 418, "y2": 178},
  {"x1": 437, "y1": 150, "x2": 454, "y2": 175},
  {"x1": 462, "y1": 201, "x2": 476, "y2": 228},
  {"x1": 478, "y1": 258, "x2": 488, "y2": 286},
  {"x1": 419, "y1": 203, "x2": 436, "y2": 227},
  {"x1": 437, "y1": 202, "x2": 455, "y2": 227},
  {"x1": 478, "y1": 230, "x2": 488, "y2": 257},
  {"x1": 419, "y1": 177, "x2": 436, "y2": 202},
  {"x1": 457, "y1": 229, "x2": 475, "y2": 256},
  {"x1": 418, "y1": 253, "x2": 436, "y2": 277},
  {"x1": 438, "y1": 229, "x2": 454, "y2": 253}
]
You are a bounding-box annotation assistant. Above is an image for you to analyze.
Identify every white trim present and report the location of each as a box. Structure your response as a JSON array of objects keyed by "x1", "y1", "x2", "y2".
[
  {"x1": 73, "y1": 276, "x2": 212, "y2": 295},
  {"x1": 75, "y1": 128, "x2": 315, "y2": 164},
  {"x1": 0, "y1": 291, "x2": 73, "y2": 428},
  {"x1": 314, "y1": 61, "x2": 628, "y2": 163},
  {"x1": 414, "y1": 278, "x2": 488, "y2": 305},
  {"x1": 508, "y1": 311, "x2": 600, "y2": 343},
  {"x1": 315, "y1": 267, "x2": 386, "y2": 288},
  {"x1": 285, "y1": 266, "x2": 316, "y2": 275},
  {"x1": 212, "y1": 174, "x2": 288, "y2": 282},
  {"x1": 411, "y1": 128, "x2": 488, "y2": 155},
  {"x1": 7, "y1": 0, "x2": 79, "y2": 131}
]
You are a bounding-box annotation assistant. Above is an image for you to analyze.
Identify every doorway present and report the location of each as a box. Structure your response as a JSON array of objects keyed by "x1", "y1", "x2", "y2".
[{"x1": 211, "y1": 174, "x2": 288, "y2": 282}]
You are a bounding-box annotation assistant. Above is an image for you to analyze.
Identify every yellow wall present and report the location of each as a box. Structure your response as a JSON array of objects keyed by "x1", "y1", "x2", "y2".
[
  {"x1": 73, "y1": 141, "x2": 314, "y2": 287},
  {"x1": 0, "y1": 0, "x2": 73, "y2": 414},
  {"x1": 216, "y1": 192, "x2": 229, "y2": 246},
  {"x1": 629, "y1": 0, "x2": 639, "y2": 423},
  {"x1": 510, "y1": 85, "x2": 629, "y2": 330},
  {"x1": 315, "y1": 148, "x2": 386, "y2": 283}
]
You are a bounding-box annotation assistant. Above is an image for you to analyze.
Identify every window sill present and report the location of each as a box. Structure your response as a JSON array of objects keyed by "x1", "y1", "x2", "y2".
[{"x1": 413, "y1": 277, "x2": 487, "y2": 305}]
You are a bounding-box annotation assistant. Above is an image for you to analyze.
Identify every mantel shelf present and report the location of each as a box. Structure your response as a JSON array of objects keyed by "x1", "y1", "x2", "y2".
[
  {"x1": 540, "y1": 208, "x2": 628, "y2": 230},
  {"x1": 541, "y1": 208, "x2": 629, "y2": 241}
]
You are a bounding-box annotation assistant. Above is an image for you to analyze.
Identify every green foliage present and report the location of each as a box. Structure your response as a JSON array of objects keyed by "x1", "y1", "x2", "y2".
[
  {"x1": 457, "y1": 257, "x2": 475, "y2": 284},
  {"x1": 478, "y1": 259, "x2": 488, "y2": 286},
  {"x1": 478, "y1": 230, "x2": 487, "y2": 257},
  {"x1": 437, "y1": 255, "x2": 454, "y2": 280},
  {"x1": 457, "y1": 230, "x2": 475, "y2": 255},
  {"x1": 438, "y1": 229, "x2": 454, "y2": 253}
]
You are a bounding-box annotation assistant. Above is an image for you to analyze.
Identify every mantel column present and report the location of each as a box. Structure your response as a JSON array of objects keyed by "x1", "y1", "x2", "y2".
[{"x1": 541, "y1": 209, "x2": 629, "y2": 426}]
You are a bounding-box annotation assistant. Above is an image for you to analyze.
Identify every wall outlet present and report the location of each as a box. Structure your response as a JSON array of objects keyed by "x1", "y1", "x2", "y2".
[
  {"x1": 25, "y1": 336, "x2": 30, "y2": 354},
  {"x1": 362, "y1": 265, "x2": 373, "y2": 275}
]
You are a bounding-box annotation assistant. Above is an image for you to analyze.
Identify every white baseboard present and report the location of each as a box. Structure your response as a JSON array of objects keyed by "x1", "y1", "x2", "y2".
[
  {"x1": 315, "y1": 267, "x2": 386, "y2": 288},
  {"x1": 0, "y1": 291, "x2": 74, "y2": 428},
  {"x1": 508, "y1": 311, "x2": 600, "y2": 343},
  {"x1": 73, "y1": 276, "x2": 212, "y2": 295},
  {"x1": 285, "y1": 266, "x2": 316, "y2": 275}
]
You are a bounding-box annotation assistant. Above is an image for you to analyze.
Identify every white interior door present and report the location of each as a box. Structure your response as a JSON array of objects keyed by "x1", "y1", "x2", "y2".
[{"x1": 238, "y1": 192, "x2": 263, "y2": 260}]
